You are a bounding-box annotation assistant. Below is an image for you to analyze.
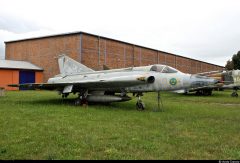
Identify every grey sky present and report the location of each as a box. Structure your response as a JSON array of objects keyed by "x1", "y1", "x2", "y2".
[{"x1": 0, "y1": 0, "x2": 240, "y2": 66}]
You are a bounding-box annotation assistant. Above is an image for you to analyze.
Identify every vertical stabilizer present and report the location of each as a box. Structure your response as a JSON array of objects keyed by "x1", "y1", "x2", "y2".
[
  {"x1": 58, "y1": 54, "x2": 94, "y2": 76},
  {"x1": 232, "y1": 70, "x2": 240, "y2": 85}
]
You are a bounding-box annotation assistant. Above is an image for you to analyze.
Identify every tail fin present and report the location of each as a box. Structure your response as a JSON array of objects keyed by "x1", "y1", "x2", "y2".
[{"x1": 58, "y1": 54, "x2": 94, "y2": 76}]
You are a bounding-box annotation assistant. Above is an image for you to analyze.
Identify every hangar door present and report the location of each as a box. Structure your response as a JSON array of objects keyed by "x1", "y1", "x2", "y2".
[{"x1": 19, "y1": 71, "x2": 35, "y2": 90}]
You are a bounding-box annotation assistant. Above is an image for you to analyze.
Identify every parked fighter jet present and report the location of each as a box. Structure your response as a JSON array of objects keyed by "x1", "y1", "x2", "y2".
[
  {"x1": 180, "y1": 70, "x2": 223, "y2": 96},
  {"x1": 9, "y1": 55, "x2": 218, "y2": 110},
  {"x1": 193, "y1": 69, "x2": 240, "y2": 97},
  {"x1": 221, "y1": 70, "x2": 240, "y2": 97}
]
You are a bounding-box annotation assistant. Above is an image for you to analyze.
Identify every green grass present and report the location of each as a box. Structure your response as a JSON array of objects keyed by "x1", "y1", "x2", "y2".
[{"x1": 0, "y1": 90, "x2": 240, "y2": 160}]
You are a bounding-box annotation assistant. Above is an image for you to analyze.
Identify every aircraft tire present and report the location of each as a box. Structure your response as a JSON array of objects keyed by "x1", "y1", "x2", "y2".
[
  {"x1": 231, "y1": 92, "x2": 238, "y2": 97},
  {"x1": 136, "y1": 102, "x2": 145, "y2": 111}
]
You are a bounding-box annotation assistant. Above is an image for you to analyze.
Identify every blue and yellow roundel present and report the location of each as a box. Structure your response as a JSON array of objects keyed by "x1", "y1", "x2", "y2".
[{"x1": 169, "y1": 78, "x2": 177, "y2": 86}]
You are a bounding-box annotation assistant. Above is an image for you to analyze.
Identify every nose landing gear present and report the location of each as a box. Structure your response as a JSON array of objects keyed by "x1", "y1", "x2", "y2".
[
  {"x1": 135, "y1": 93, "x2": 145, "y2": 111},
  {"x1": 135, "y1": 92, "x2": 164, "y2": 111}
]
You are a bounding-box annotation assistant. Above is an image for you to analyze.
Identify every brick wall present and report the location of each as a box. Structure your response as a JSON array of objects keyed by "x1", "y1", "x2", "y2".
[
  {"x1": 5, "y1": 32, "x2": 224, "y2": 82},
  {"x1": 6, "y1": 35, "x2": 80, "y2": 82}
]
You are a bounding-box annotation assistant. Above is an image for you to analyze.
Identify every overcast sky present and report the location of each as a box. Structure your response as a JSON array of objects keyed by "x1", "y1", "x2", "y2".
[{"x1": 0, "y1": 0, "x2": 240, "y2": 66}]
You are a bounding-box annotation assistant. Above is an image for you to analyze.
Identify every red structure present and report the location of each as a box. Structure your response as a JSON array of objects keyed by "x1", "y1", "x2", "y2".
[{"x1": 0, "y1": 60, "x2": 43, "y2": 90}]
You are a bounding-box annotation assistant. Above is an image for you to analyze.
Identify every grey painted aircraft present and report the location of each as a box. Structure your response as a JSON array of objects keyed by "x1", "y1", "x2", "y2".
[
  {"x1": 9, "y1": 55, "x2": 218, "y2": 110},
  {"x1": 177, "y1": 70, "x2": 223, "y2": 96},
  {"x1": 192, "y1": 69, "x2": 240, "y2": 97},
  {"x1": 221, "y1": 70, "x2": 240, "y2": 97}
]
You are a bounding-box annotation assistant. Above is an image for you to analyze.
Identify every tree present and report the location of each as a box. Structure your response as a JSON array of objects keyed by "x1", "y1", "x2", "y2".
[
  {"x1": 225, "y1": 59, "x2": 234, "y2": 70},
  {"x1": 225, "y1": 51, "x2": 240, "y2": 70},
  {"x1": 232, "y1": 51, "x2": 240, "y2": 70}
]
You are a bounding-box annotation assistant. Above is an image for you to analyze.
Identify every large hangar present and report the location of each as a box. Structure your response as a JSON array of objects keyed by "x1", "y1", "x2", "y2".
[{"x1": 5, "y1": 31, "x2": 224, "y2": 82}]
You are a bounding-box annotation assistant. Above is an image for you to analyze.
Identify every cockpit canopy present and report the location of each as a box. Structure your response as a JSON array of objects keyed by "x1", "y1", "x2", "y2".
[{"x1": 150, "y1": 65, "x2": 179, "y2": 73}]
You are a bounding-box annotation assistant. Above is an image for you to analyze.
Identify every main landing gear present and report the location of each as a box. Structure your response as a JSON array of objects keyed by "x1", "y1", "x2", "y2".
[
  {"x1": 75, "y1": 90, "x2": 88, "y2": 106},
  {"x1": 231, "y1": 89, "x2": 238, "y2": 97}
]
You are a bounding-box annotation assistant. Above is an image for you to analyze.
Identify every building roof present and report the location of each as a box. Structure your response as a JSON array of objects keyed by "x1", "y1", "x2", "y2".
[
  {"x1": 4, "y1": 31, "x2": 224, "y2": 68},
  {"x1": 0, "y1": 60, "x2": 43, "y2": 71}
]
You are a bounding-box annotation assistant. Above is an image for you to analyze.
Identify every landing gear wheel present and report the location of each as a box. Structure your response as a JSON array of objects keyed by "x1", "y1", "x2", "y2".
[
  {"x1": 74, "y1": 89, "x2": 89, "y2": 107},
  {"x1": 231, "y1": 92, "x2": 238, "y2": 97},
  {"x1": 136, "y1": 101, "x2": 145, "y2": 111},
  {"x1": 81, "y1": 98, "x2": 88, "y2": 107}
]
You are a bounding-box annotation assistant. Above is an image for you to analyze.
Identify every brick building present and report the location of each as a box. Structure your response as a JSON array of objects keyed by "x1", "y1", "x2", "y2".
[{"x1": 5, "y1": 31, "x2": 224, "y2": 82}]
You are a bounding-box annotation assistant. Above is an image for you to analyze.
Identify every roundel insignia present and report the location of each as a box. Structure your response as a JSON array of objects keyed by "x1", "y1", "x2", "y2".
[{"x1": 169, "y1": 78, "x2": 177, "y2": 86}]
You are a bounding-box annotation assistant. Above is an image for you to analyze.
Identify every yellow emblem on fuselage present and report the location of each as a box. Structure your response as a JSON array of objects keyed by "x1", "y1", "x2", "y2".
[{"x1": 137, "y1": 76, "x2": 146, "y2": 81}]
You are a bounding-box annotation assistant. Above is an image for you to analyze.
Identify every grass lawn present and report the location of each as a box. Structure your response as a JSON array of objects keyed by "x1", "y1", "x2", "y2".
[{"x1": 0, "y1": 90, "x2": 240, "y2": 160}]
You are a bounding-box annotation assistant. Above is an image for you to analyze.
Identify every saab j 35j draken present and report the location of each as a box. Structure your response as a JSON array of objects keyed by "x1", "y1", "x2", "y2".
[
  {"x1": 201, "y1": 70, "x2": 240, "y2": 97},
  {"x1": 10, "y1": 55, "x2": 218, "y2": 110}
]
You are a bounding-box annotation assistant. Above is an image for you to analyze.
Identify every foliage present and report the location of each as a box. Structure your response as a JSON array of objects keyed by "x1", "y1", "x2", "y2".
[
  {"x1": 225, "y1": 60, "x2": 234, "y2": 70},
  {"x1": 232, "y1": 51, "x2": 240, "y2": 70},
  {"x1": 225, "y1": 51, "x2": 240, "y2": 70}
]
